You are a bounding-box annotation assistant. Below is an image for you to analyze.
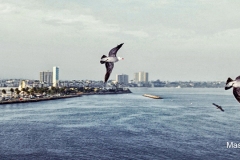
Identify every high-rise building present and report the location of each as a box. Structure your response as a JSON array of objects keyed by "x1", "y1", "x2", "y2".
[
  {"x1": 144, "y1": 72, "x2": 148, "y2": 82},
  {"x1": 134, "y1": 71, "x2": 149, "y2": 83},
  {"x1": 134, "y1": 73, "x2": 139, "y2": 83},
  {"x1": 139, "y1": 72, "x2": 145, "y2": 82},
  {"x1": 18, "y1": 80, "x2": 27, "y2": 90},
  {"x1": 116, "y1": 74, "x2": 129, "y2": 84},
  {"x1": 53, "y1": 66, "x2": 59, "y2": 87},
  {"x1": 40, "y1": 71, "x2": 53, "y2": 84}
]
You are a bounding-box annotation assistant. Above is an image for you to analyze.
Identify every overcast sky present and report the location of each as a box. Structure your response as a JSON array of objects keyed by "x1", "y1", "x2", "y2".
[{"x1": 1, "y1": 0, "x2": 240, "y2": 81}]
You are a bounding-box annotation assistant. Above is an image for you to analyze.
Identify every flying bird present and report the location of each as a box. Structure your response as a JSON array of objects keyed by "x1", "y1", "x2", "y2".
[
  {"x1": 100, "y1": 43, "x2": 124, "y2": 83},
  {"x1": 225, "y1": 76, "x2": 240, "y2": 103},
  {"x1": 212, "y1": 103, "x2": 224, "y2": 112}
]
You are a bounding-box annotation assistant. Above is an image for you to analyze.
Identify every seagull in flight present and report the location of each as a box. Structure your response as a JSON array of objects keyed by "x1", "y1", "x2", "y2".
[
  {"x1": 100, "y1": 43, "x2": 124, "y2": 83},
  {"x1": 225, "y1": 76, "x2": 240, "y2": 103},
  {"x1": 212, "y1": 103, "x2": 224, "y2": 112}
]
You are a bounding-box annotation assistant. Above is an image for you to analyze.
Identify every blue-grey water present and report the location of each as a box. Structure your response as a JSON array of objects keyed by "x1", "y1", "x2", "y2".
[{"x1": 0, "y1": 88, "x2": 240, "y2": 160}]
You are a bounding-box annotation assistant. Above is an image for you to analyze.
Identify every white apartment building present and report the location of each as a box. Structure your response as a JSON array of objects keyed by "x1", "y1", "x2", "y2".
[
  {"x1": 53, "y1": 66, "x2": 59, "y2": 87},
  {"x1": 116, "y1": 74, "x2": 129, "y2": 84},
  {"x1": 134, "y1": 72, "x2": 149, "y2": 83}
]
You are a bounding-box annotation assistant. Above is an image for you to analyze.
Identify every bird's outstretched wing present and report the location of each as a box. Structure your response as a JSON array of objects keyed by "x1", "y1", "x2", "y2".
[
  {"x1": 104, "y1": 62, "x2": 114, "y2": 83},
  {"x1": 108, "y1": 43, "x2": 124, "y2": 57},
  {"x1": 236, "y1": 76, "x2": 240, "y2": 80},
  {"x1": 233, "y1": 88, "x2": 240, "y2": 103},
  {"x1": 212, "y1": 103, "x2": 219, "y2": 107}
]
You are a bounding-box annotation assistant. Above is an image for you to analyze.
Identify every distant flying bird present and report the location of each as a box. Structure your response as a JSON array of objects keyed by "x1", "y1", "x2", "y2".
[
  {"x1": 100, "y1": 43, "x2": 124, "y2": 83},
  {"x1": 212, "y1": 103, "x2": 224, "y2": 112},
  {"x1": 225, "y1": 76, "x2": 240, "y2": 103}
]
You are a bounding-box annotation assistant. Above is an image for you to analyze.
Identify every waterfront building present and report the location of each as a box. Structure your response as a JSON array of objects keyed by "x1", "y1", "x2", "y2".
[
  {"x1": 40, "y1": 71, "x2": 53, "y2": 85},
  {"x1": 53, "y1": 66, "x2": 59, "y2": 87},
  {"x1": 116, "y1": 74, "x2": 129, "y2": 84},
  {"x1": 134, "y1": 73, "x2": 139, "y2": 83},
  {"x1": 151, "y1": 80, "x2": 166, "y2": 87},
  {"x1": 18, "y1": 80, "x2": 27, "y2": 90},
  {"x1": 134, "y1": 72, "x2": 149, "y2": 83}
]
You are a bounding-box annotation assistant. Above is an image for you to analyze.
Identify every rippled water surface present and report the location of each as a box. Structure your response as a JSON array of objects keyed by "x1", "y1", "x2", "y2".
[{"x1": 0, "y1": 88, "x2": 240, "y2": 160}]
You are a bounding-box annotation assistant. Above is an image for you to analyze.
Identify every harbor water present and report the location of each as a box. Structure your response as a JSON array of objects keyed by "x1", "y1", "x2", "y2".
[{"x1": 0, "y1": 88, "x2": 239, "y2": 159}]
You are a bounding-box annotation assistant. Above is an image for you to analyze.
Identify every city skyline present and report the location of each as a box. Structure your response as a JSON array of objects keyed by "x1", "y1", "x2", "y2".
[{"x1": 1, "y1": 1, "x2": 240, "y2": 81}]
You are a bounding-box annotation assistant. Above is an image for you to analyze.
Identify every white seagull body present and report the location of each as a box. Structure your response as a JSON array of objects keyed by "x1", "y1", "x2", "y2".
[
  {"x1": 100, "y1": 43, "x2": 124, "y2": 83},
  {"x1": 101, "y1": 57, "x2": 122, "y2": 63},
  {"x1": 225, "y1": 76, "x2": 240, "y2": 103}
]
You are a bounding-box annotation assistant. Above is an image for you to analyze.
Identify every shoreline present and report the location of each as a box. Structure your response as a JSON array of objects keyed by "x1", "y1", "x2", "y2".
[{"x1": 0, "y1": 90, "x2": 132, "y2": 105}]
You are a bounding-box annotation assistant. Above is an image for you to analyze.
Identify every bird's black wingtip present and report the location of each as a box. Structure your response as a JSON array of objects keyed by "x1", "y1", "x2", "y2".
[{"x1": 118, "y1": 43, "x2": 124, "y2": 47}]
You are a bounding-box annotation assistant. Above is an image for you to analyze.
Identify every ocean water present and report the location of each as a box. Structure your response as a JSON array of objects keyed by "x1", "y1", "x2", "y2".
[{"x1": 0, "y1": 88, "x2": 240, "y2": 160}]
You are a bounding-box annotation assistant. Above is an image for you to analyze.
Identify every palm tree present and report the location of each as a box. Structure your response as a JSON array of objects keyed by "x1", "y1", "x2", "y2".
[
  {"x1": 60, "y1": 87, "x2": 65, "y2": 95},
  {"x1": 17, "y1": 90, "x2": 20, "y2": 96},
  {"x1": 10, "y1": 88, "x2": 14, "y2": 97},
  {"x1": 15, "y1": 88, "x2": 20, "y2": 97},
  {"x1": 1, "y1": 89, "x2": 6, "y2": 100},
  {"x1": 32, "y1": 87, "x2": 37, "y2": 93},
  {"x1": 44, "y1": 87, "x2": 49, "y2": 93},
  {"x1": 38, "y1": 88, "x2": 44, "y2": 94},
  {"x1": 50, "y1": 86, "x2": 56, "y2": 95},
  {"x1": 26, "y1": 90, "x2": 30, "y2": 95},
  {"x1": 55, "y1": 87, "x2": 60, "y2": 94},
  {"x1": 30, "y1": 90, "x2": 34, "y2": 96},
  {"x1": 2, "y1": 89, "x2": 6, "y2": 95},
  {"x1": 65, "y1": 87, "x2": 71, "y2": 95}
]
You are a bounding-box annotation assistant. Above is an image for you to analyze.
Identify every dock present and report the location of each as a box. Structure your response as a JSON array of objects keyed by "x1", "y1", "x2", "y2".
[{"x1": 143, "y1": 94, "x2": 162, "y2": 99}]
